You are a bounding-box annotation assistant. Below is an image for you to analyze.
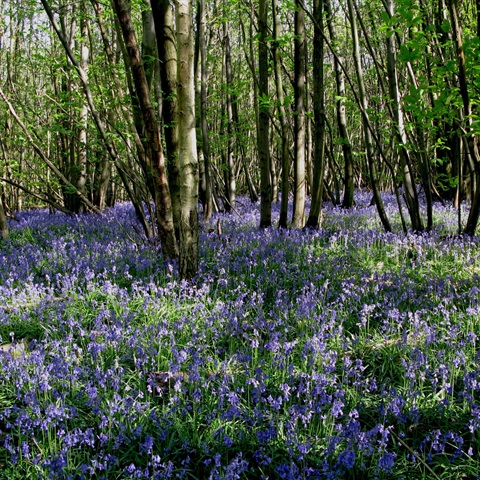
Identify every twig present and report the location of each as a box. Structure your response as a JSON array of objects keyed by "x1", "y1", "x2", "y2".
[
  {"x1": 389, "y1": 427, "x2": 441, "y2": 480},
  {"x1": 31, "y1": 436, "x2": 43, "y2": 455}
]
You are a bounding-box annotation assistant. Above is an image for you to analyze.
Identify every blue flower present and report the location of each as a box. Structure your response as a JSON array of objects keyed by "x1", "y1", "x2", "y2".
[{"x1": 378, "y1": 452, "x2": 396, "y2": 473}]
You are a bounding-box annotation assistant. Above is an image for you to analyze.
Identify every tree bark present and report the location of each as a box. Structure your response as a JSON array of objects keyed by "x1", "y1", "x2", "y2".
[
  {"x1": 176, "y1": 0, "x2": 199, "y2": 279},
  {"x1": 151, "y1": 0, "x2": 181, "y2": 235},
  {"x1": 273, "y1": 0, "x2": 290, "y2": 228},
  {"x1": 0, "y1": 195, "x2": 7, "y2": 240},
  {"x1": 325, "y1": 0, "x2": 354, "y2": 208},
  {"x1": 385, "y1": 0, "x2": 423, "y2": 231},
  {"x1": 346, "y1": 0, "x2": 391, "y2": 232},
  {"x1": 197, "y1": 0, "x2": 213, "y2": 221},
  {"x1": 76, "y1": 2, "x2": 89, "y2": 214},
  {"x1": 141, "y1": 9, "x2": 156, "y2": 90},
  {"x1": 292, "y1": 0, "x2": 306, "y2": 228},
  {"x1": 258, "y1": 0, "x2": 272, "y2": 227},
  {"x1": 447, "y1": 0, "x2": 480, "y2": 235},
  {"x1": 112, "y1": 0, "x2": 178, "y2": 258},
  {"x1": 223, "y1": 12, "x2": 236, "y2": 213},
  {"x1": 306, "y1": 0, "x2": 326, "y2": 228}
]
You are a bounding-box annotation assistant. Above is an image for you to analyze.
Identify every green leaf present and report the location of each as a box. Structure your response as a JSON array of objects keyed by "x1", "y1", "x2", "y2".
[{"x1": 441, "y1": 19, "x2": 451, "y2": 33}]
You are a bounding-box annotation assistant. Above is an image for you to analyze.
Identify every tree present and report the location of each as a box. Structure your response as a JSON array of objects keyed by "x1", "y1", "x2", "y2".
[
  {"x1": 292, "y1": 0, "x2": 306, "y2": 229},
  {"x1": 306, "y1": 0, "x2": 326, "y2": 228},
  {"x1": 346, "y1": 0, "x2": 391, "y2": 232},
  {"x1": 112, "y1": 0, "x2": 178, "y2": 259},
  {"x1": 385, "y1": 0, "x2": 423, "y2": 231},
  {"x1": 176, "y1": 0, "x2": 199, "y2": 279},
  {"x1": 76, "y1": 0, "x2": 89, "y2": 214},
  {"x1": 151, "y1": 0, "x2": 181, "y2": 234},
  {"x1": 222, "y1": 6, "x2": 237, "y2": 213},
  {"x1": 0, "y1": 195, "x2": 7, "y2": 240},
  {"x1": 447, "y1": 0, "x2": 480, "y2": 235},
  {"x1": 258, "y1": 0, "x2": 272, "y2": 227},
  {"x1": 273, "y1": 0, "x2": 291, "y2": 228},
  {"x1": 325, "y1": 0, "x2": 354, "y2": 209},
  {"x1": 197, "y1": 0, "x2": 214, "y2": 221}
]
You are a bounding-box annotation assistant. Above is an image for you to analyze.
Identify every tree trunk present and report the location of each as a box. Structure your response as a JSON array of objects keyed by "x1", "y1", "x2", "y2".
[
  {"x1": 272, "y1": 0, "x2": 290, "y2": 228},
  {"x1": 151, "y1": 0, "x2": 181, "y2": 236},
  {"x1": 176, "y1": 0, "x2": 199, "y2": 279},
  {"x1": 447, "y1": 0, "x2": 480, "y2": 235},
  {"x1": 197, "y1": 0, "x2": 213, "y2": 221},
  {"x1": 112, "y1": 0, "x2": 178, "y2": 258},
  {"x1": 325, "y1": 0, "x2": 354, "y2": 208},
  {"x1": 76, "y1": 3, "x2": 89, "y2": 214},
  {"x1": 306, "y1": 0, "x2": 326, "y2": 228},
  {"x1": 385, "y1": 0, "x2": 423, "y2": 231},
  {"x1": 346, "y1": 0, "x2": 391, "y2": 232},
  {"x1": 141, "y1": 9, "x2": 156, "y2": 90},
  {"x1": 292, "y1": 0, "x2": 306, "y2": 228},
  {"x1": 0, "y1": 195, "x2": 7, "y2": 240},
  {"x1": 258, "y1": 0, "x2": 272, "y2": 227},
  {"x1": 223, "y1": 19, "x2": 236, "y2": 213}
]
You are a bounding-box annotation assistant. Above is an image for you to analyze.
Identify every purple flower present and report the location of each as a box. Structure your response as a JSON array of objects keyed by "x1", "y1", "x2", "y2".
[
  {"x1": 378, "y1": 452, "x2": 396, "y2": 473},
  {"x1": 337, "y1": 448, "x2": 356, "y2": 470},
  {"x1": 140, "y1": 435, "x2": 154, "y2": 455}
]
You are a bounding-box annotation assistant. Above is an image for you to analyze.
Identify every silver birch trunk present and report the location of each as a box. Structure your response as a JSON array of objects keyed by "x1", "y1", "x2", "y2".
[
  {"x1": 77, "y1": 5, "x2": 88, "y2": 213},
  {"x1": 223, "y1": 15, "x2": 236, "y2": 213},
  {"x1": 176, "y1": 0, "x2": 199, "y2": 279},
  {"x1": 292, "y1": 0, "x2": 306, "y2": 228}
]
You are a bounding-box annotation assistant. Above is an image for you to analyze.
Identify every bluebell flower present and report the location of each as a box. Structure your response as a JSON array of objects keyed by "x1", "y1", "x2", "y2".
[{"x1": 378, "y1": 452, "x2": 396, "y2": 473}]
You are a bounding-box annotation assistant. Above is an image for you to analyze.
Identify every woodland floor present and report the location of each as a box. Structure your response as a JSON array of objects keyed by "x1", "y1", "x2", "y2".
[{"x1": 0, "y1": 193, "x2": 479, "y2": 479}]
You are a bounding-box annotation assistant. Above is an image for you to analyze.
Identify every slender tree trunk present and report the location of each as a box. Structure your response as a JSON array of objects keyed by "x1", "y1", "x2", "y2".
[
  {"x1": 258, "y1": 0, "x2": 272, "y2": 227},
  {"x1": 56, "y1": 8, "x2": 77, "y2": 212},
  {"x1": 0, "y1": 195, "x2": 7, "y2": 240},
  {"x1": 385, "y1": 0, "x2": 423, "y2": 231},
  {"x1": 91, "y1": 0, "x2": 155, "y2": 229},
  {"x1": 306, "y1": 0, "x2": 326, "y2": 228},
  {"x1": 273, "y1": 0, "x2": 290, "y2": 228},
  {"x1": 197, "y1": 0, "x2": 213, "y2": 220},
  {"x1": 325, "y1": 0, "x2": 354, "y2": 208},
  {"x1": 346, "y1": 0, "x2": 391, "y2": 232},
  {"x1": 223, "y1": 13, "x2": 236, "y2": 212},
  {"x1": 77, "y1": 3, "x2": 89, "y2": 214},
  {"x1": 141, "y1": 9, "x2": 156, "y2": 90},
  {"x1": 112, "y1": 0, "x2": 178, "y2": 258},
  {"x1": 447, "y1": 0, "x2": 480, "y2": 234},
  {"x1": 151, "y1": 0, "x2": 181, "y2": 236},
  {"x1": 292, "y1": 0, "x2": 306, "y2": 228},
  {"x1": 176, "y1": 0, "x2": 199, "y2": 279}
]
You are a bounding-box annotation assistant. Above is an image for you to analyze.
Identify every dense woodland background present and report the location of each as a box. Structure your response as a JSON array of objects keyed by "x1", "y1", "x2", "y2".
[{"x1": 1, "y1": 0, "x2": 480, "y2": 278}]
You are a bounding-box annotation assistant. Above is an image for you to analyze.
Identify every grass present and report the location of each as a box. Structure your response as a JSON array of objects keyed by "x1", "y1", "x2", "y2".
[{"x1": 0, "y1": 195, "x2": 480, "y2": 478}]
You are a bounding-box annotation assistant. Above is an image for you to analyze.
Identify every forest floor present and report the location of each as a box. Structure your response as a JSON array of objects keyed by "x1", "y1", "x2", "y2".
[{"x1": 0, "y1": 193, "x2": 479, "y2": 479}]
